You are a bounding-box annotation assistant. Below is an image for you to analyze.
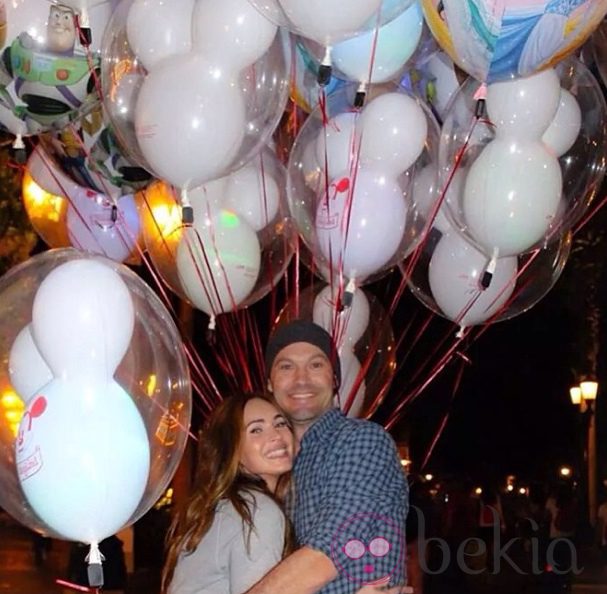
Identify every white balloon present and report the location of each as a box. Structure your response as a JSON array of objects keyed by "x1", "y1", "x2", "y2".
[
  {"x1": 542, "y1": 89, "x2": 582, "y2": 158},
  {"x1": 176, "y1": 210, "x2": 261, "y2": 315},
  {"x1": 190, "y1": 177, "x2": 228, "y2": 216},
  {"x1": 31, "y1": 259, "x2": 135, "y2": 382},
  {"x1": 135, "y1": 54, "x2": 246, "y2": 189},
  {"x1": 429, "y1": 232, "x2": 518, "y2": 327},
  {"x1": 315, "y1": 169, "x2": 407, "y2": 281},
  {"x1": 487, "y1": 69, "x2": 561, "y2": 140},
  {"x1": 424, "y1": 52, "x2": 460, "y2": 121},
  {"x1": 359, "y1": 92, "x2": 427, "y2": 176},
  {"x1": 315, "y1": 112, "x2": 359, "y2": 182},
  {"x1": 463, "y1": 139, "x2": 562, "y2": 256},
  {"x1": 277, "y1": 0, "x2": 382, "y2": 45},
  {"x1": 9, "y1": 325, "x2": 52, "y2": 404},
  {"x1": 313, "y1": 284, "x2": 370, "y2": 349},
  {"x1": 66, "y1": 191, "x2": 141, "y2": 263},
  {"x1": 15, "y1": 380, "x2": 150, "y2": 543},
  {"x1": 224, "y1": 165, "x2": 280, "y2": 231},
  {"x1": 126, "y1": 0, "x2": 194, "y2": 71},
  {"x1": 193, "y1": 0, "x2": 277, "y2": 71},
  {"x1": 336, "y1": 350, "x2": 366, "y2": 418},
  {"x1": 332, "y1": 1, "x2": 423, "y2": 84}
]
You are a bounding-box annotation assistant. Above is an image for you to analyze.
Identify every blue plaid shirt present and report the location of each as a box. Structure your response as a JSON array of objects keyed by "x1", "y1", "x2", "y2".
[{"x1": 287, "y1": 408, "x2": 408, "y2": 593}]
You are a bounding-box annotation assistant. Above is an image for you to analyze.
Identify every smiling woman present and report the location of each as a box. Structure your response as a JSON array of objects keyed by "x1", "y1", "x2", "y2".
[{"x1": 161, "y1": 393, "x2": 295, "y2": 594}]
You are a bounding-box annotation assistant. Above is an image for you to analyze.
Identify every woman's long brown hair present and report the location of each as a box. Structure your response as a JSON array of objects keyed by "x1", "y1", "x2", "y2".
[{"x1": 161, "y1": 393, "x2": 293, "y2": 593}]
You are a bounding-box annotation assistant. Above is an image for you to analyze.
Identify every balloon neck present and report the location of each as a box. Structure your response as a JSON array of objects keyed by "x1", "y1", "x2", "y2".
[{"x1": 456, "y1": 325, "x2": 466, "y2": 340}]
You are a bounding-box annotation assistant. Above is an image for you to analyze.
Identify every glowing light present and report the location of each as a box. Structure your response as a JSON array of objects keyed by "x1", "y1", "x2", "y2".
[
  {"x1": 146, "y1": 374, "x2": 157, "y2": 398},
  {"x1": 559, "y1": 466, "x2": 572, "y2": 477},
  {"x1": 475, "y1": 487, "x2": 483, "y2": 495}
]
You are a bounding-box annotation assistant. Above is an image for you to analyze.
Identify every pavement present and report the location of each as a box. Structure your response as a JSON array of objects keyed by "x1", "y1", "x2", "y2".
[{"x1": 1, "y1": 512, "x2": 606, "y2": 594}]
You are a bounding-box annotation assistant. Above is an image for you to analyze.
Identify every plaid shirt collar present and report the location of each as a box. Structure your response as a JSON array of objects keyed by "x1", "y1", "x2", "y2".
[{"x1": 299, "y1": 407, "x2": 343, "y2": 449}]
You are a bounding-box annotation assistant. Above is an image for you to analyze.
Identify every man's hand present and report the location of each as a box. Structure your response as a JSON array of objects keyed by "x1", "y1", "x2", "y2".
[{"x1": 355, "y1": 577, "x2": 413, "y2": 594}]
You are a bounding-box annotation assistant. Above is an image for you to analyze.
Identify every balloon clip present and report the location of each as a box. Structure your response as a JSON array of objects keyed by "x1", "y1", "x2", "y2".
[
  {"x1": 480, "y1": 249, "x2": 498, "y2": 290},
  {"x1": 473, "y1": 83, "x2": 487, "y2": 118},
  {"x1": 206, "y1": 315, "x2": 217, "y2": 345},
  {"x1": 12, "y1": 134, "x2": 26, "y2": 164},
  {"x1": 342, "y1": 278, "x2": 356, "y2": 308},
  {"x1": 181, "y1": 205, "x2": 194, "y2": 226},
  {"x1": 110, "y1": 204, "x2": 118, "y2": 223},
  {"x1": 455, "y1": 326, "x2": 466, "y2": 340},
  {"x1": 85, "y1": 543, "x2": 105, "y2": 588},
  {"x1": 317, "y1": 47, "x2": 333, "y2": 87},
  {"x1": 78, "y1": 27, "x2": 92, "y2": 47},
  {"x1": 354, "y1": 82, "x2": 367, "y2": 109}
]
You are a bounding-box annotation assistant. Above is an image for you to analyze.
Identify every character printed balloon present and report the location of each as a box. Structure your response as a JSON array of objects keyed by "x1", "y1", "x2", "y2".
[{"x1": 421, "y1": 0, "x2": 607, "y2": 82}]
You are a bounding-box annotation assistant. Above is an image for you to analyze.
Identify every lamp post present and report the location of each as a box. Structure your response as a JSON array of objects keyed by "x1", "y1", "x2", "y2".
[{"x1": 570, "y1": 381, "x2": 599, "y2": 526}]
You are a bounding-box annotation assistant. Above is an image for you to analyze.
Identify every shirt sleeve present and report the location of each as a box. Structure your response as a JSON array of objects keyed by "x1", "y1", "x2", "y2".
[
  {"x1": 229, "y1": 493, "x2": 286, "y2": 594},
  {"x1": 300, "y1": 422, "x2": 408, "y2": 585}
]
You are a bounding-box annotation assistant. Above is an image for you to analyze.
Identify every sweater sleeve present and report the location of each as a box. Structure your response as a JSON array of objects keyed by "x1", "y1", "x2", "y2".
[{"x1": 229, "y1": 493, "x2": 286, "y2": 594}]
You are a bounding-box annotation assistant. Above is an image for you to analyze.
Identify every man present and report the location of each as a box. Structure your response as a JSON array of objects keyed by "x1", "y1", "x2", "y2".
[{"x1": 246, "y1": 320, "x2": 408, "y2": 594}]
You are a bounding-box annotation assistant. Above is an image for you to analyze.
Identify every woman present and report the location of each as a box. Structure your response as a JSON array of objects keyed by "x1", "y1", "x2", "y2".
[{"x1": 162, "y1": 393, "x2": 295, "y2": 594}]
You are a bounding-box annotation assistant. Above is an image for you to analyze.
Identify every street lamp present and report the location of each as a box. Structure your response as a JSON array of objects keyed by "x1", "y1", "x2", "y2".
[{"x1": 570, "y1": 380, "x2": 599, "y2": 526}]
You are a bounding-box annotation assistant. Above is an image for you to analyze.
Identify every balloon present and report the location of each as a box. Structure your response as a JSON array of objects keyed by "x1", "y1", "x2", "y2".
[
  {"x1": 428, "y1": 231, "x2": 518, "y2": 327},
  {"x1": 409, "y1": 226, "x2": 572, "y2": 327},
  {"x1": 274, "y1": 0, "x2": 382, "y2": 45},
  {"x1": 332, "y1": 1, "x2": 423, "y2": 84},
  {"x1": 313, "y1": 285, "x2": 371, "y2": 349},
  {"x1": 103, "y1": 3, "x2": 290, "y2": 189},
  {"x1": 542, "y1": 89, "x2": 582, "y2": 157},
  {"x1": 32, "y1": 259, "x2": 135, "y2": 383},
  {"x1": 8, "y1": 325, "x2": 52, "y2": 404},
  {"x1": 462, "y1": 139, "x2": 562, "y2": 257},
  {"x1": 288, "y1": 85, "x2": 439, "y2": 286},
  {"x1": 38, "y1": 103, "x2": 153, "y2": 198},
  {"x1": 66, "y1": 190, "x2": 141, "y2": 263},
  {"x1": 16, "y1": 380, "x2": 150, "y2": 543},
  {"x1": 315, "y1": 169, "x2": 408, "y2": 281},
  {"x1": 224, "y1": 164, "x2": 281, "y2": 232},
  {"x1": 193, "y1": 0, "x2": 277, "y2": 71},
  {"x1": 126, "y1": 0, "x2": 194, "y2": 71},
  {"x1": 0, "y1": 0, "x2": 117, "y2": 136},
  {"x1": 439, "y1": 57, "x2": 605, "y2": 256},
  {"x1": 0, "y1": 249, "x2": 191, "y2": 539},
  {"x1": 141, "y1": 149, "x2": 294, "y2": 314},
  {"x1": 486, "y1": 68, "x2": 561, "y2": 140},
  {"x1": 421, "y1": 0, "x2": 607, "y2": 82},
  {"x1": 176, "y1": 211, "x2": 262, "y2": 316},
  {"x1": 359, "y1": 92, "x2": 428, "y2": 176},
  {"x1": 135, "y1": 54, "x2": 246, "y2": 189}
]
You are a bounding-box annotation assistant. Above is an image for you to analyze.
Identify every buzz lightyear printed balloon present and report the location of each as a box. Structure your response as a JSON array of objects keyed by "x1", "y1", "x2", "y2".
[{"x1": 0, "y1": 0, "x2": 116, "y2": 139}]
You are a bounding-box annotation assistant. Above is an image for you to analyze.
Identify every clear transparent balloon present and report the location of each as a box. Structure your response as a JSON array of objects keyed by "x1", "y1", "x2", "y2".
[
  {"x1": 591, "y1": 18, "x2": 607, "y2": 89},
  {"x1": 247, "y1": 0, "x2": 415, "y2": 45},
  {"x1": 408, "y1": 227, "x2": 572, "y2": 328},
  {"x1": 101, "y1": 0, "x2": 291, "y2": 188},
  {"x1": 139, "y1": 148, "x2": 295, "y2": 317},
  {"x1": 0, "y1": 248, "x2": 192, "y2": 537},
  {"x1": 273, "y1": 283, "x2": 396, "y2": 417},
  {"x1": 287, "y1": 83, "x2": 441, "y2": 287},
  {"x1": 439, "y1": 57, "x2": 607, "y2": 258}
]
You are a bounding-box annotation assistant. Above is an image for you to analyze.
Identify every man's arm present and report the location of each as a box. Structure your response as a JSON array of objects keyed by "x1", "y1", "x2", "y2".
[{"x1": 245, "y1": 546, "x2": 337, "y2": 594}]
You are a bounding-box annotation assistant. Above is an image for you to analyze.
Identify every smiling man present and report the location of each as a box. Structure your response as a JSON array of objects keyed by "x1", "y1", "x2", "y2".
[{"x1": 245, "y1": 320, "x2": 408, "y2": 594}]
